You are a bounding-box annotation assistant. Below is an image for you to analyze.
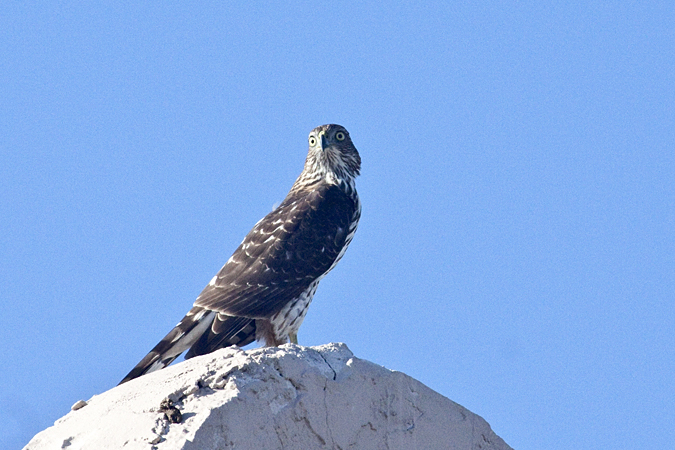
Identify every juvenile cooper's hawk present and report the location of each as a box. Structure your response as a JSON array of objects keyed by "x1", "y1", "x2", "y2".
[{"x1": 119, "y1": 124, "x2": 361, "y2": 384}]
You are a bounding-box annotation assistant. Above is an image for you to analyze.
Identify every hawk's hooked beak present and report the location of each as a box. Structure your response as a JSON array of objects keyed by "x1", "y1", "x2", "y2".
[{"x1": 319, "y1": 132, "x2": 329, "y2": 150}]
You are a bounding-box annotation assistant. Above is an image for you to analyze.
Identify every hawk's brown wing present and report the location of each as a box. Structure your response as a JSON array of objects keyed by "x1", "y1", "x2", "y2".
[{"x1": 194, "y1": 182, "x2": 359, "y2": 318}]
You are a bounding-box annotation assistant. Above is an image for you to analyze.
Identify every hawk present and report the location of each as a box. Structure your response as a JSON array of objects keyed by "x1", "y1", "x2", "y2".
[{"x1": 119, "y1": 124, "x2": 361, "y2": 384}]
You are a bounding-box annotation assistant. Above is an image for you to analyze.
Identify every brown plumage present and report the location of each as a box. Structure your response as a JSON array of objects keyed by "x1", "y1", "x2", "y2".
[{"x1": 119, "y1": 124, "x2": 361, "y2": 384}]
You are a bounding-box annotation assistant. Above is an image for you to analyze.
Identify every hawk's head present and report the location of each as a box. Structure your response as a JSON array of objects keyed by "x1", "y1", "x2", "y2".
[{"x1": 301, "y1": 124, "x2": 361, "y2": 187}]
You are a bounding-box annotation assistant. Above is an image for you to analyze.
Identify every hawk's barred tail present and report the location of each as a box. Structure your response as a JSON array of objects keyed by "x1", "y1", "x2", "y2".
[
  {"x1": 118, "y1": 308, "x2": 258, "y2": 385},
  {"x1": 118, "y1": 307, "x2": 215, "y2": 384}
]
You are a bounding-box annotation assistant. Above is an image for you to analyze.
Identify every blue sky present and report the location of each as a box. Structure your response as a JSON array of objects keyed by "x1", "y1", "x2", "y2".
[{"x1": 1, "y1": 2, "x2": 673, "y2": 449}]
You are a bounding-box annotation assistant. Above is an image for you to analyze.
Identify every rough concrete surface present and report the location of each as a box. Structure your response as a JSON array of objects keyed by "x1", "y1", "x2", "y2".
[{"x1": 24, "y1": 343, "x2": 512, "y2": 450}]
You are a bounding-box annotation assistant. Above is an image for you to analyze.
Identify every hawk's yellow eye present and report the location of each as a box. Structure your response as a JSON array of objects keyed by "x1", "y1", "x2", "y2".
[
  {"x1": 335, "y1": 131, "x2": 346, "y2": 141},
  {"x1": 309, "y1": 136, "x2": 317, "y2": 146}
]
